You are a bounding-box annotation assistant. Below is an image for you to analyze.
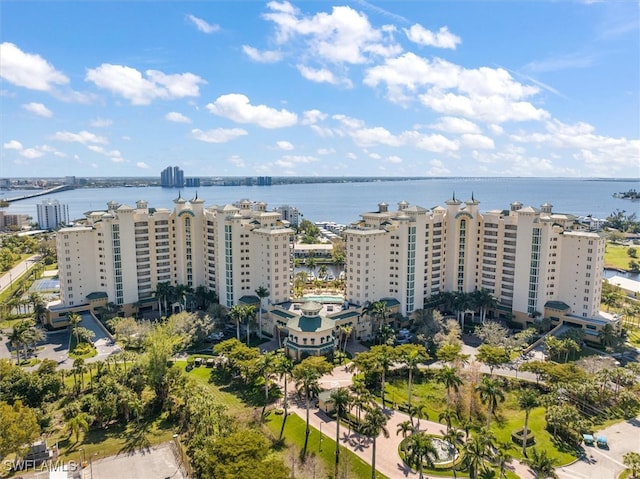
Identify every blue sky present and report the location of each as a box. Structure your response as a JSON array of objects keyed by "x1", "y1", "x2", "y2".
[{"x1": 1, "y1": 1, "x2": 638, "y2": 178}]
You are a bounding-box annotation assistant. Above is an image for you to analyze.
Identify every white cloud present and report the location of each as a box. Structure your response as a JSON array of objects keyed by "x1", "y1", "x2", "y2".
[
  {"x1": 387, "y1": 155, "x2": 402, "y2": 163},
  {"x1": 186, "y1": 14, "x2": 219, "y2": 34},
  {"x1": 51, "y1": 130, "x2": 108, "y2": 145},
  {"x1": 317, "y1": 147, "x2": 335, "y2": 155},
  {"x1": 263, "y1": 2, "x2": 401, "y2": 64},
  {"x1": 206, "y1": 93, "x2": 297, "y2": 128},
  {"x1": 22, "y1": 102, "x2": 53, "y2": 118},
  {"x1": 429, "y1": 116, "x2": 481, "y2": 134},
  {"x1": 365, "y1": 52, "x2": 548, "y2": 123},
  {"x1": 302, "y1": 109, "x2": 327, "y2": 125},
  {"x1": 461, "y1": 133, "x2": 495, "y2": 149},
  {"x1": 275, "y1": 154, "x2": 318, "y2": 169},
  {"x1": 191, "y1": 127, "x2": 248, "y2": 143},
  {"x1": 523, "y1": 52, "x2": 595, "y2": 73},
  {"x1": 165, "y1": 111, "x2": 192, "y2": 123},
  {"x1": 427, "y1": 159, "x2": 451, "y2": 176},
  {"x1": 86, "y1": 64, "x2": 205, "y2": 105},
  {"x1": 488, "y1": 124, "x2": 504, "y2": 135},
  {"x1": 276, "y1": 140, "x2": 294, "y2": 150},
  {"x1": 20, "y1": 148, "x2": 45, "y2": 159},
  {"x1": 229, "y1": 155, "x2": 246, "y2": 168},
  {"x1": 136, "y1": 162, "x2": 150, "y2": 169},
  {"x1": 87, "y1": 145, "x2": 125, "y2": 162},
  {"x1": 91, "y1": 118, "x2": 113, "y2": 128},
  {"x1": 242, "y1": 45, "x2": 283, "y2": 63},
  {"x1": 404, "y1": 24, "x2": 461, "y2": 49},
  {"x1": 297, "y1": 65, "x2": 352, "y2": 87},
  {"x1": 3, "y1": 140, "x2": 23, "y2": 150},
  {"x1": 346, "y1": 152, "x2": 357, "y2": 160},
  {"x1": 0, "y1": 42, "x2": 69, "y2": 91}
]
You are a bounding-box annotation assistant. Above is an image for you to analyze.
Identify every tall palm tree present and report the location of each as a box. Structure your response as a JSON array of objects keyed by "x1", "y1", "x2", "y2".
[
  {"x1": 443, "y1": 428, "x2": 465, "y2": 479},
  {"x1": 174, "y1": 283, "x2": 192, "y2": 312},
  {"x1": 255, "y1": 286, "x2": 270, "y2": 338},
  {"x1": 405, "y1": 432, "x2": 439, "y2": 479},
  {"x1": 154, "y1": 281, "x2": 172, "y2": 316},
  {"x1": 438, "y1": 365, "x2": 463, "y2": 410},
  {"x1": 463, "y1": 433, "x2": 493, "y2": 479},
  {"x1": 517, "y1": 389, "x2": 539, "y2": 456},
  {"x1": 8, "y1": 319, "x2": 33, "y2": 364},
  {"x1": 361, "y1": 405, "x2": 389, "y2": 479},
  {"x1": 66, "y1": 412, "x2": 90, "y2": 443},
  {"x1": 276, "y1": 353, "x2": 294, "y2": 433},
  {"x1": 492, "y1": 441, "x2": 513, "y2": 479},
  {"x1": 439, "y1": 408, "x2": 458, "y2": 433},
  {"x1": 293, "y1": 357, "x2": 332, "y2": 455},
  {"x1": 229, "y1": 305, "x2": 244, "y2": 341},
  {"x1": 257, "y1": 351, "x2": 277, "y2": 416},
  {"x1": 370, "y1": 344, "x2": 396, "y2": 410},
  {"x1": 397, "y1": 343, "x2": 429, "y2": 412},
  {"x1": 243, "y1": 304, "x2": 256, "y2": 345},
  {"x1": 68, "y1": 312, "x2": 82, "y2": 347},
  {"x1": 522, "y1": 448, "x2": 558, "y2": 479},
  {"x1": 330, "y1": 387, "x2": 352, "y2": 479},
  {"x1": 476, "y1": 376, "x2": 505, "y2": 429},
  {"x1": 340, "y1": 324, "x2": 353, "y2": 353}
]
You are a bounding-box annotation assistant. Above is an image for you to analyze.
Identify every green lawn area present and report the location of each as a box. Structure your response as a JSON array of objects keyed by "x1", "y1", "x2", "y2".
[
  {"x1": 385, "y1": 377, "x2": 579, "y2": 466},
  {"x1": 604, "y1": 243, "x2": 634, "y2": 270},
  {"x1": 626, "y1": 327, "x2": 640, "y2": 348},
  {"x1": 265, "y1": 411, "x2": 386, "y2": 479}
]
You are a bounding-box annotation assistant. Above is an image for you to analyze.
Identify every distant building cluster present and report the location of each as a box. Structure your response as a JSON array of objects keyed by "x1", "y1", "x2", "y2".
[
  {"x1": 0, "y1": 210, "x2": 30, "y2": 231},
  {"x1": 257, "y1": 176, "x2": 272, "y2": 186},
  {"x1": 160, "y1": 166, "x2": 184, "y2": 188},
  {"x1": 37, "y1": 199, "x2": 69, "y2": 230},
  {"x1": 274, "y1": 204, "x2": 300, "y2": 227}
]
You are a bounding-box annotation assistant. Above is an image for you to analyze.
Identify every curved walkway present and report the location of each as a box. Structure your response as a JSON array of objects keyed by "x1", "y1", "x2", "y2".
[{"x1": 285, "y1": 363, "x2": 535, "y2": 479}]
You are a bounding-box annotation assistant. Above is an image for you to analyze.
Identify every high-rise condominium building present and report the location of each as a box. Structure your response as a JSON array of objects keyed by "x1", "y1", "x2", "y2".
[
  {"x1": 55, "y1": 196, "x2": 294, "y2": 315},
  {"x1": 160, "y1": 166, "x2": 184, "y2": 187},
  {"x1": 342, "y1": 197, "x2": 605, "y2": 326},
  {"x1": 37, "y1": 199, "x2": 69, "y2": 230},
  {"x1": 52, "y1": 195, "x2": 606, "y2": 335}
]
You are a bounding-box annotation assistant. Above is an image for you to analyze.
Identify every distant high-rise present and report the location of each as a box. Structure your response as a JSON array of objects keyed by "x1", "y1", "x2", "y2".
[
  {"x1": 185, "y1": 177, "x2": 200, "y2": 188},
  {"x1": 160, "y1": 166, "x2": 185, "y2": 187},
  {"x1": 37, "y1": 199, "x2": 69, "y2": 230},
  {"x1": 257, "y1": 176, "x2": 272, "y2": 186}
]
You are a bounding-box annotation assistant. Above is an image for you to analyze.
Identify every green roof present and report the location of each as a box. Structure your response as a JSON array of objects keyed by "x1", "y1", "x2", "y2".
[
  {"x1": 381, "y1": 298, "x2": 400, "y2": 307},
  {"x1": 545, "y1": 300, "x2": 571, "y2": 311},
  {"x1": 294, "y1": 316, "x2": 323, "y2": 332},
  {"x1": 329, "y1": 310, "x2": 360, "y2": 320},
  {"x1": 86, "y1": 292, "x2": 108, "y2": 300},
  {"x1": 271, "y1": 309, "x2": 297, "y2": 319},
  {"x1": 239, "y1": 295, "x2": 260, "y2": 305}
]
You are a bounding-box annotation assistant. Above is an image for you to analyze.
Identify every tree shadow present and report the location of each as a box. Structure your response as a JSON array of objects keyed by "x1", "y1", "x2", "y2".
[{"x1": 119, "y1": 423, "x2": 151, "y2": 455}]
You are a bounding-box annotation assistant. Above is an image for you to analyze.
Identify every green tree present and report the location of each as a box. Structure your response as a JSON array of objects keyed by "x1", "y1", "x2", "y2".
[
  {"x1": 476, "y1": 344, "x2": 511, "y2": 375},
  {"x1": 154, "y1": 281, "x2": 172, "y2": 316},
  {"x1": 66, "y1": 411, "x2": 90, "y2": 443},
  {"x1": 143, "y1": 321, "x2": 184, "y2": 405},
  {"x1": 405, "y1": 432, "x2": 439, "y2": 479},
  {"x1": 396, "y1": 420, "x2": 415, "y2": 439},
  {"x1": 229, "y1": 304, "x2": 244, "y2": 341},
  {"x1": 623, "y1": 452, "x2": 640, "y2": 479},
  {"x1": 292, "y1": 356, "x2": 332, "y2": 455},
  {"x1": 0, "y1": 400, "x2": 40, "y2": 458},
  {"x1": 330, "y1": 387, "x2": 352, "y2": 479},
  {"x1": 522, "y1": 448, "x2": 558, "y2": 479},
  {"x1": 369, "y1": 344, "x2": 396, "y2": 410},
  {"x1": 361, "y1": 405, "x2": 389, "y2": 479},
  {"x1": 517, "y1": 389, "x2": 539, "y2": 456},
  {"x1": 256, "y1": 350, "x2": 277, "y2": 416},
  {"x1": 396, "y1": 343, "x2": 429, "y2": 411},
  {"x1": 476, "y1": 376, "x2": 505, "y2": 429},
  {"x1": 255, "y1": 286, "x2": 270, "y2": 337},
  {"x1": 68, "y1": 312, "x2": 82, "y2": 347},
  {"x1": 437, "y1": 365, "x2": 463, "y2": 410}
]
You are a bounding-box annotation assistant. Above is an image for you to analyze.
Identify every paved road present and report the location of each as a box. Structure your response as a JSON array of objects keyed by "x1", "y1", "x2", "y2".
[{"x1": 0, "y1": 254, "x2": 40, "y2": 293}]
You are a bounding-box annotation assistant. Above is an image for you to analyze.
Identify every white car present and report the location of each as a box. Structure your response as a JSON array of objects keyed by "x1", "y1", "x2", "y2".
[{"x1": 208, "y1": 331, "x2": 224, "y2": 341}]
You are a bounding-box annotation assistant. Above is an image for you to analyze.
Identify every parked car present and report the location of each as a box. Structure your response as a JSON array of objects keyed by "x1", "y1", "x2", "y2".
[{"x1": 208, "y1": 331, "x2": 224, "y2": 341}]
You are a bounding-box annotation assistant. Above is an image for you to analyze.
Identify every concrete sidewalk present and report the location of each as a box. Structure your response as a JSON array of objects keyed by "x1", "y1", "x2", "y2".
[{"x1": 0, "y1": 254, "x2": 40, "y2": 293}]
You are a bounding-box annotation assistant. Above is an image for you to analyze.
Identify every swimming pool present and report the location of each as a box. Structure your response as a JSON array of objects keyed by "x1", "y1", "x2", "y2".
[{"x1": 301, "y1": 295, "x2": 345, "y2": 303}]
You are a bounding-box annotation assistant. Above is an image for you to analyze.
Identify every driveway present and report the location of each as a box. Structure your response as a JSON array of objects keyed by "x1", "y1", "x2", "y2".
[{"x1": 557, "y1": 417, "x2": 640, "y2": 479}]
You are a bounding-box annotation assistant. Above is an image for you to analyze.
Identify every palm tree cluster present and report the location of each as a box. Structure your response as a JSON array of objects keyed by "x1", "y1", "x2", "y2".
[
  {"x1": 6, "y1": 318, "x2": 45, "y2": 364},
  {"x1": 153, "y1": 282, "x2": 218, "y2": 317}
]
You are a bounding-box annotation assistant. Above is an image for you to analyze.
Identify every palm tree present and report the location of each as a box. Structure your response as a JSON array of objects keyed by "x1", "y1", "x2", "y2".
[
  {"x1": 257, "y1": 351, "x2": 277, "y2": 416},
  {"x1": 492, "y1": 441, "x2": 513, "y2": 479},
  {"x1": 67, "y1": 312, "x2": 82, "y2": 347},
  {"x1": 72, "y1": 358, "x2": 87, "y2": 390},
  {"x1": 370, "y1": 344, "x2": 396, "y2": 410},
  {"x1": 463, "y1": 433, "x2": 493, "y2": 479},
  {"x1": 396, "y1": 420, "x2": 415, "y2": 439},
  {"x1": 405, "y1": 432, "x2": 439, "y2": 479},
  {"x1": 8, "y1": 320, "x2": 33, "y2": 364},
  {"x1": 243, "y1": 304, "x2": 256, "y2": 345},
  {"x1": 330, "y1": 387, "x2": 352, "y2": 479},
  {"x1": 397, "y1": 344, "x2": 429, "y2": 412},
  {"x1": 476, "y1": 376, "x2": 505, "y2": 429},
  {"x1": 276, "y1": 353, "x2": 294, "y2": 427},
  {"x1": 229, "y1": 305, "x2": 244, "y2": 341},
  {"x1": 623, "y1": 452, "x2": 640, "y2": 479},
  {"x1": 439, "y1": 408, "x2": 458, "y2": 433},
  {"x1": 522, "y1": 448, "x2": 558, "y2": 479},
  {"x1": 66, "y1": 412, "x2": 90, "y2": 443},
  {"x1": 361, "y1": 405, "x2": 389, "y2": 479},
  {"x1": 443, "y1": 428, "x2": 465, "y2": 479},
  {"x1": 368, "y1": 300, "x2": 390, "y2": 343},
  {"x1": 438, "y1": 365, "x2": 463, "y2": 410},
  {"x1": 174, "y1": 283, "x2": 192, "y2": 312},
  {"x1": 453, "y1": 292, "x2": 471, "y2": 331},
  {"x1": 340, "y1": 324, "x2": 353, "y2": 353},
  {"x1": 154, "y1": 281, "x2": 172, "y2": 316},
  {"x1": 318, "y1": 264, "x2": 328, "y2": 280},
  {"x1": 293, "y1": 357, "x2": 332, "y2": 455},
  {"x1": 255, "y1": 286, "x2": 270, "y2": 337},
  {"x1": 518, "y1": 389, "x2": 539, "y2": 456}
]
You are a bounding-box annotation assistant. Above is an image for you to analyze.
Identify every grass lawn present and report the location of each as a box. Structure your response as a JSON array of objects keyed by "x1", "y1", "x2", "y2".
[
  {"x1": 265, "y1": 411, "x2": 386, "y2": 479},
  {"x1": 174, "y1": 360, "x2": 247, "y2": 415},
  {"x1": 604, "y1": 243, "x2": 634, "y2": 270},
  {"x1": 626, "y1": 327, "x2": 640, "y2": 348},
  {"x1": 54, "y1": 414, "x2": 175, "y2": 463},
  {"x1": 385, "y1": 377, "x2": 579, "y2": 467}
]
